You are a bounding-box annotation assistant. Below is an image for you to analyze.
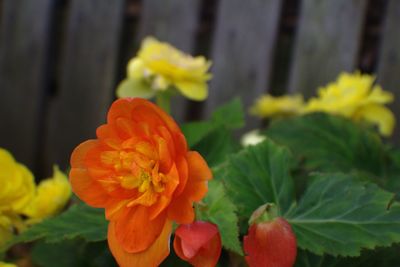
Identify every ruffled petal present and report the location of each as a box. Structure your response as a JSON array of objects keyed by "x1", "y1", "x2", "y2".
[
  {"x1": 70, "y1": 140, "x2": 99, "y2": 168},
  {"x1": 182, "y1": 151, "x2": 212, "y2": 201},
  {"x1": 69, "y1": 168, "x2": 109, "y2": 207},
  {"x1": 167, "y1": 198, "x2": 194, "y2": 224},
  {"x1": 174, "y1": 80, "x2": 208, "y2": 101},
  {"x1": 114, "y1": 206, "x2": 166, "y2": 253},
  {"x1": 108, "y1": 98, "x2": 180, "y2": 135},
  {"x1": 108, "y1": 219, "x2": 172, "y2": 267},
  {"x1": 167, "y1": 151, "x2": 212, "y2": 224},
  {"x1": 355, "y1": 104, "x2": 395, "y2": 137}
]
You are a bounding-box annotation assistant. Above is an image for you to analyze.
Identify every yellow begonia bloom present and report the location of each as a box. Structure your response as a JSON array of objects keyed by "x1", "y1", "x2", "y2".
[
  {"x1": 0, "y1": 262, "x2": 17, "y2": 267},
  {"x1": 23, "y1": 166, "x2": 71, "y2": 223},
  {"x1": 0, "y1": 148, "x2": 35, "y2": 214},
  {"x1": 250, "y1": 94, "x2": 305, "y2": 118},
  {"x1": 303, "y1": 72, "x2": 395, "y2": 136},
  {"x1": 118, "y1": 37, "x2": 212, "y2": 101}
]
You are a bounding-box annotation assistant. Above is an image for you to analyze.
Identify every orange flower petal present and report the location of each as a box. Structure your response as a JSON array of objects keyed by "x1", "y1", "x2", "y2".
[
  {"x1": 156, "y1": 136, "x2": 173, "y2": 172},
  {"x1": 187, "y1": 151, "x2": 213, "y2": 183},
  {"x1": 167, "y1": 152, "x2": 211, "y2": 224},
  {"x1": 114, "y1": 206, "x2": 166, "y2": 253},
  {"x1": 174, "y1": 156, "x2": 189, "y2": 197},
  {"x1": 96, "y1": 124, "x2": 121, "y2": 142},
  {"x1": 108, "y1": 219, "x2": 172, "y2": 267},
  {"x1": 108, "y1": 98, "x2": 180, "y2": 135},
  {"x1": 184, "y1": 151, "x2": 212, "y2": 201},
  {"x1": 70, "y1": 140, "x2": 99, "y2": 168},
  {"x1": 167, "y1": 198, "x2": 194, "y2": 224},
  {"x1": 69, "y1": 168, "x2": 109, "y2": 207},
  {"x1": 149, "y1": 163, "x2": 180, "y2": 220}
]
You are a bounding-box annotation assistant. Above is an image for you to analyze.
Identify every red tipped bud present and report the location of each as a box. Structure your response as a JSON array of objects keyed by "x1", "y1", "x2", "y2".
[
  {"x1": 173, "y1": 221, "x2": 222, "y2": 267},
  {"x1": 244, "y1": 204, "x2": 297, "y2": 267}
]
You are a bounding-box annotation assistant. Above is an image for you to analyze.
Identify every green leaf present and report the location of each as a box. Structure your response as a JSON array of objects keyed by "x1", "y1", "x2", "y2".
[
  {"x1": 182, "y1": 98, "x2": 244, "y2": 148},
  {"x1": 286, "y1": 173, "x2": 400, "y2": 257},
  {"x1": 197, "y1": 180, "x2": 242, "y2": 255},
  {"x1": 181, "y1": 121, "x2": 214, "y2": 148},
  {"x1": 384, "y1": 147, "x2": 400, "y2": 195},
  {"x1": 295, "y1": 245, "x2": 400, "y2": 267},
  {"x1": 211, "y1": 97, "x2": 244, "y2": 129},
  {"x1": 3, "y1": 204, "x2": 107, "y2": 251},
  {"x1": 221, "y1": 139, "x2": 295, "y2": 226},
  {"x1": 266, "y1": 113, "x2": 386, "y2": 176},
  {"x1": 32, "y1": 240, "x2": 117, "y2": 267},
  {"x1": 116, "y1": 79, "x2": 155, "y2": 99},
  {"x1": 193, "y1": 127, "x2": 240, "y2": 167}
]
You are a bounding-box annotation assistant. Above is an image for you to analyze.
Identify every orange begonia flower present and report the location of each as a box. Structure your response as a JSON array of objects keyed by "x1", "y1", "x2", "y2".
[{"x1": 69, "y1": 98, "x2": 212, "y2": 267}]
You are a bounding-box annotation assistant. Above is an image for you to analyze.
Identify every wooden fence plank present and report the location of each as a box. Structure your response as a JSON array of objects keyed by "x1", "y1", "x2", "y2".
[
  {"x1": 377, "y1": 0, "x2": 400, "y2": 141},
  {"x1": 205, "y1": 0, "x2": 282, "y2": 129},
  {"x1": 45, "y1": 0, "x2": 125, "y2": 169},
  {"x1": 0, "y1": 0, "x2": 54, "y2": 169},
  {"x1": 288, "y1": 0, "x2": 367, "y2": 97},
  {"x1": 137, "y1": 0, "x2": 202, "y2": 123}
]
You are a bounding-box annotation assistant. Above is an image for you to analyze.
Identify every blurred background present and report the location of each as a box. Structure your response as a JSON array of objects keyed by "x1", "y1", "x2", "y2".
[{"x1": 0, "y1": 0, "x2": 399, "y2": 179}]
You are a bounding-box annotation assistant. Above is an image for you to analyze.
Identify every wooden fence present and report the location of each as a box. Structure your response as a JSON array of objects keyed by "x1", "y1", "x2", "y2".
[{"x1": 0, "y1": 0, "x2": 399, "y2": 177}]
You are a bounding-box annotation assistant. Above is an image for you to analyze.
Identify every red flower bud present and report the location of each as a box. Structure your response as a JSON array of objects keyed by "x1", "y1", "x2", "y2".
[
  {"x1": 244, "y1": 204, "x2": 297, "y2": 267},
  {"x1": 173, "y1": 221, "x2": 222, "y2": 267}
]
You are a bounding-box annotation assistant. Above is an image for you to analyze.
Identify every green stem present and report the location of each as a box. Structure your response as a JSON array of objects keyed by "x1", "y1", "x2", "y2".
[{"x1": 156, "y1": 92, "x2": 171, "y2": 114}]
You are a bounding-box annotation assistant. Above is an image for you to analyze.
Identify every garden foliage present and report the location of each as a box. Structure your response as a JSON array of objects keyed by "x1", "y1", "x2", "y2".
[{"x1": 2, "y1": 98, "x2": 400, "y2": 266}]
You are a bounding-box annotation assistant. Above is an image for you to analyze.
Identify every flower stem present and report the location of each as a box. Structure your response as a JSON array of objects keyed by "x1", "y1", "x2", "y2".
[{"x1": 156, "y1": 92, "x2": 171, "y2": 114}]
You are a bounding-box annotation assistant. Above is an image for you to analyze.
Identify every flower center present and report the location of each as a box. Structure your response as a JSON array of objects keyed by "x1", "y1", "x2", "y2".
[{"x1": 101, "y1": 147, "x2": 167, "y2": 206}]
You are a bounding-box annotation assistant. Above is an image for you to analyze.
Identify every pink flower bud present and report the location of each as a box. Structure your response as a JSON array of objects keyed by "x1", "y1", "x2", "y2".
[
  {"x1": 244, "y1": 204, "x2": 297, "y2": 267},
  {"x1": 173, "y1": 221, "x2": 222, "y2": 267}
]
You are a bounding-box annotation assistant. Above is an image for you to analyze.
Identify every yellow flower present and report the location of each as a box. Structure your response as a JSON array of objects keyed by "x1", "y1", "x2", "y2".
[
  {"x1": 303, "y1": 72, "x2": 395, "y2": 136},
  {"x1": 0, "y1": 262, "x2": 17, "y2": 267},
  {"x1": 117, "y1": 37, "x2": 212, "y2": 101},
  {"x1": 0, "y1": 148, "x2": 35, "y2": 214},
  {"x1": 23, "y1": 166, "x2": 71, "y2": 223},
  {"x1": 250, "y1": 94, "x2": 304, "y2": 118}
]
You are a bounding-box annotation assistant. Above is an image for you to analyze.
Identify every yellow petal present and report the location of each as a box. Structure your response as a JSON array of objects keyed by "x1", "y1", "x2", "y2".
[
  {"x1": 23, "y1": 166, "x2": 71, "y2": 222},
  {"x1": 174, "y1": 81, "x2": 208, "y2": 101},
  {"x1": 127, "y1": 58, "x2": 146, "y2": 80},
  {"x1": 116, "y1": 79, "x2": 155, "y2": 99},
  {"x1": 355, "y1": 104, "x2": 395, "y2": 137},
  {"x1": 0, "y1": 148, "x2": 35, "y2": 213},
  {"x1": 0, "y1": 262, "x2": 17, "y2": 267},
  {"x1": 250, "y1": 94, "x2": 304, "y2": 118},
  {"x1": 365, "y1": 85, "x2": 394, "y2": 105}
]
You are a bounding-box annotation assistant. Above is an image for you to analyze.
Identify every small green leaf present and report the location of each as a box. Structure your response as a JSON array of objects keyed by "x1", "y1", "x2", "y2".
[
  {"x1": 266, "y1": 113, "x2": 386, "y2": 176},
  {"x1": 3, "y1": 204, "x2": 107, "y2": 251},
  {"x1": 182, "y1": 98, "x2": 244, "y2": 149},
  {"x1": 286, "y1": 173, "x2": 400, "y2": 257},
  {"x1": 181, "y1": 121, "x2": 214, "y2": 148},
  {"x1": 116, "y1": 79, "x2": 155, "y2": 99},
  {"x1": 193, "y1": 127, "x2": 240, "y2": 167},
  {"x1": 197, "y1": 180, "x2": 243, "y2": 255},
  {"x1": 221, "y1": 139, "x2": 295, "y2": 226},
  {"x1": 211, "y1": 97, "x2": 244, "y2": 129}
]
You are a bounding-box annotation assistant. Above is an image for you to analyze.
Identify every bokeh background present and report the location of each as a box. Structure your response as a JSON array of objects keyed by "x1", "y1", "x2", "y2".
[{"x1": 0, "y1": 0, "x2": 399, "y2": 178}]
